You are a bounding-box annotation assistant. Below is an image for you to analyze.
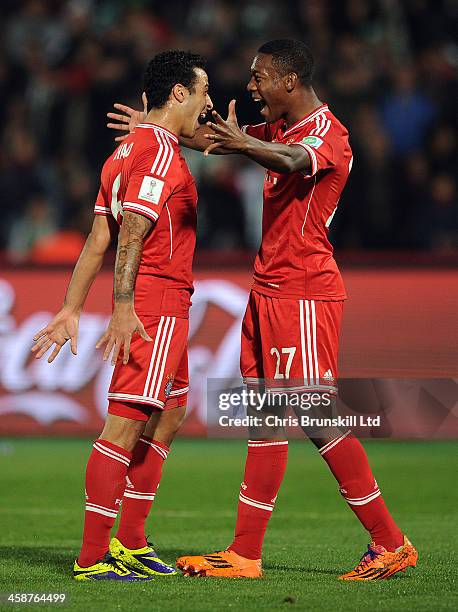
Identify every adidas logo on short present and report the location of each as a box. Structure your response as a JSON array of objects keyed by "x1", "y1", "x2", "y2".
[{"x1": 323, "y1": 369, "x2": 333, "y2": 380}]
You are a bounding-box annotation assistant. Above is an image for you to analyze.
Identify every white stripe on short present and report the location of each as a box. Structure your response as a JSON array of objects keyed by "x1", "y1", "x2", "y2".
[
  {"x1": 146, "y1": 317, "x2": 172, "y2": 398},
  {"x1": 168, "y1": 386, "x2": 189, "y2": 397},
  {"x1": 108, "y1": 392, "x2": 164, "y2": 408},
  {"x1": 152, "y1": 317, "x2": 176, "y2": 400}
]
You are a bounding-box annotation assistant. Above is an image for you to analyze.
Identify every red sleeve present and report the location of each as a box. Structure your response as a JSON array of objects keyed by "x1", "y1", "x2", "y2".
[
  {"x1": 290, "y1": 126, "x2": 337, "y2": 178},
  {"x1": 122, "y1": 142, "x2": 180, "y2": 222},
  {"x1": 93, "y1": 158, "x2": 112, "y2": 216}
]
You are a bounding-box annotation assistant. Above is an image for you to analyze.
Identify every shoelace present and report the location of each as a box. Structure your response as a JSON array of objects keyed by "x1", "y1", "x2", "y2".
[
  {"x1": 357, "y1": 545, "x2": 382, "y2": 570},
  {"x1": 100, "y1": 553, "x2": 125, "y2": 572}
]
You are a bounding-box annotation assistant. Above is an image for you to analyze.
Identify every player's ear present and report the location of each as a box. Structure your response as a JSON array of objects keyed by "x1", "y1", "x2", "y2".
[
  {"x1": 171, "y1": 83, "x2": 187, "y2": 103},
  {"x1": 284, "y1": 72, "x2": 297, "y2": 93}
]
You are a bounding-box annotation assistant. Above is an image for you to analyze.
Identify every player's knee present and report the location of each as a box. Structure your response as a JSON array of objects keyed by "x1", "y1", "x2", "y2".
[
  {"x1": 153, "y1": 405, "x2": 186, "y2": 446},
  {"x1": 248, "y1": 419, "x2": 286, "y2": 440},
  {"x1": 99, "y1": 413, "x2": 145, "y2": 452},
  {"x1": 167, "y1": 405, "x2": 186, "y2": 432}
]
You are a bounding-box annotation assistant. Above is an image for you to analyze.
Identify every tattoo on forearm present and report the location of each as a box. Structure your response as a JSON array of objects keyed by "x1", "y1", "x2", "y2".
[{"x1": 114, "y1": 212, "x2": 152, "y2": 303}]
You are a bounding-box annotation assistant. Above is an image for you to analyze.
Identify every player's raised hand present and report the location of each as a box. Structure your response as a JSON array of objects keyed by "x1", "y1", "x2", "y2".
[
  {"x1": 204, "y1": 100, "x2": 245, "y2": 156},
  {"x1": 107, "y1": 92, "x2": 148, "y2": 142},
  {"x1": 31, "y1": 309, "x2": 79, "y2": 363},
  {"x1": 96, "y1": 306, "x2": 152, "y2": 366}
]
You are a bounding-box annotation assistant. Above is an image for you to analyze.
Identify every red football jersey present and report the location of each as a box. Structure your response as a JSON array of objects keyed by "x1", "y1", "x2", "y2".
[
  {"x1": 242, "y1": 104, "x2": 352, "y2": 300},
  {"x1": 94, "y1": 123, "x2": 197, "y2": 315}
]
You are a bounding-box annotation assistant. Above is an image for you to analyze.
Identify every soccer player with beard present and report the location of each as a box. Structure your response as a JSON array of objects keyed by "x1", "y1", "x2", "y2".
[
  {"x1": 32, "y1": 51, "x2": 212, "y2": 580},
  {"x1": 108, "y1": 40, "x2": 417, "y2": 581}
]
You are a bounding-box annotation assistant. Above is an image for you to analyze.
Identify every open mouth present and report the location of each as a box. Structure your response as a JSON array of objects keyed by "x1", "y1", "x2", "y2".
[
  {"x1": 198, "y1": 109, "x2": 208, "y2": 125},
  {"x1": 252, "y1": 96, "x2": 267, "y2": 115}
]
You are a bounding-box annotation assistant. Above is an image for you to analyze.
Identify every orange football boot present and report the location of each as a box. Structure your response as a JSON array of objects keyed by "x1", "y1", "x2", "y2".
[
  {"x1": 339, "y1": 535, "x2": 418, "y2": 581},
  {"x1": 176, "y1": 550, "x2": 262, "y2": 578}
]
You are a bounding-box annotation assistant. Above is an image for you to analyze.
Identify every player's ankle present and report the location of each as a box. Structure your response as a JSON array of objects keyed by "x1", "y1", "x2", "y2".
[
  {"x1": 227, "y1": 545, "x2": 261, "y2": 561},
  {"x1": 115, "y1": 533, "x2": 147, "y2": 549},
  {"x1": 372, "y1": 531, "x2": 404, "y2": 552},
  {"x1": 77, "y1": 553, "x2": 103, "y2": 568}
]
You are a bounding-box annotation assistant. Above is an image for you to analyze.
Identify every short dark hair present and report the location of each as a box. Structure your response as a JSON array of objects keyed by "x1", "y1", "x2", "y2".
[
  {"x1": 257, "y1": 39, "x2": 314, "y2": 86},
  {"x1": 143, "y1": 50, "x2": 206, "y2": 110}
]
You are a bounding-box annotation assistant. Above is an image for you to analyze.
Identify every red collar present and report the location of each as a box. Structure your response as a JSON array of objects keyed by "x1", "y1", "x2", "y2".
[
  {"x1": 282, "y1": 104, "x2": 329, "y2": 138},
  {"x1": 136, "y1": 123, "x2": 179, "y2": 143}
]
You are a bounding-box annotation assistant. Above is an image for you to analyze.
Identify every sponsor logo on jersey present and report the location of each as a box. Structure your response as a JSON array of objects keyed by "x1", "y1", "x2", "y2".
[
  {"x1": 139, "y1": 175, "x2": 165, "y2": 204},
  {"x1": 302, "y1": 135, "x2": 324, "y2": 149}
]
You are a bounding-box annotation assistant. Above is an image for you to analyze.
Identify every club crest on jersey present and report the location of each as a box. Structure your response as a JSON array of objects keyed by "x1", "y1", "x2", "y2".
[
  {"x1": 302, "y1": 135, "x2": 324, "y2": 149},
  {"x1": 164, "y1": 375, "x2": 174, "y2": 398},
  {"x1": 139, "y1": 175, "x2": 164, "y2": 204}
]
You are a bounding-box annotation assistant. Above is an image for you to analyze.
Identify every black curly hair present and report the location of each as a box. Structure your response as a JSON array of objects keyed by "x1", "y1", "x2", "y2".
[
  {"x1": 258, "y1": 39, "x2": 314, "y2": 87},
  {"x1": 143, "y1": 50, "x2": 206, "y2": 110}
]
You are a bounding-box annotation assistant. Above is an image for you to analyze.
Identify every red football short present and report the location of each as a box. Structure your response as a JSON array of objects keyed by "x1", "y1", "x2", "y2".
[
  {"x1": 108, "y1": 314, "x2": 189, "y2": 422},
  {"x1": 240, "y1": 289, "x2": 343, "y2": 391}
]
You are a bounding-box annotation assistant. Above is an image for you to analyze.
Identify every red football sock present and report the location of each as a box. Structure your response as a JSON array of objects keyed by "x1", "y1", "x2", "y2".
[
  {"x1": 229, "y1": 440, "x2": 288, "y2": 560},
  {"x1": 116, "y1": 437, "x2": 169, "y2": 549},
  {"x1": 319, "y1": 431, "x2": 403, "y2": 551},
  {"x1": 78, "y1": 439, "x2": 132, "y2": 567}
]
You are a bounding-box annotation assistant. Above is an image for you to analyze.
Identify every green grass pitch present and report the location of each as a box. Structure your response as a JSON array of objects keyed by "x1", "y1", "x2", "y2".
[{"x1": 0, "y1": 438, "x2": 456, "y2": 611}]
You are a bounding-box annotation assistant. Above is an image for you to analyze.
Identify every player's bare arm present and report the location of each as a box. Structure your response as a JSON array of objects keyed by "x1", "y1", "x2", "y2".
[
  {"x1": 96, "y1": 211, "x2": 153, "y2": 366},
  {"x1": 204, "y1": 100, "x2": 311, "y2": 173},
  {"x1": 31, "y1": 215, "x2": 116, "y2": 363}
]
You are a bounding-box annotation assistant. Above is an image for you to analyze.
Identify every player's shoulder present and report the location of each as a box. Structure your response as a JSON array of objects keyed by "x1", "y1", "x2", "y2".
[
  {"x1": 293, "y1": 105, "x2": 350, "y2": 155},
  {"x1": 118, "y1": 124, "x2": 179, "y2": 159},
  {"x1": 295, "y1": 105, "x2": 347, "y2": 138},
  {"x1": 124, "y1": 124, "x2": 181, "y2": 176},
  {"x1": 325, "y1": 109, "x2": 349, "y2": 138}
]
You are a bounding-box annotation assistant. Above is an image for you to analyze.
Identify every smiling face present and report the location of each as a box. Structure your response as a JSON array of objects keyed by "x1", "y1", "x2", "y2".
[
  {"x1": 247, "y1": 53, "x2": 290, "y2": 123},
  {"x1": 181, "y1": 68, "x2": 213, "y2": 138}
]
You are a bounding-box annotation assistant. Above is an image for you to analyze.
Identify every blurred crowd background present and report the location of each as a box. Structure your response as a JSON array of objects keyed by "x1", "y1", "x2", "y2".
[{"x1": 0, "y1": 0, "x2": 456, "y2": 264}]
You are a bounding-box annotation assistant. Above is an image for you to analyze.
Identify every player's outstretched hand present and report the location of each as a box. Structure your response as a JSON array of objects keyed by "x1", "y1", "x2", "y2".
[
  {"x1": 107, "y1": 92, "x2": 148, "y2": 142},
  {"x1": 96, "y1": 306, "x2": 152, "y2": 366},
  {"x1": 204, "y1": 99, "x2": 245, "y2": 156},
  {"x1": 31, "y1": 309, "x2": 79, "y2": 363}
]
